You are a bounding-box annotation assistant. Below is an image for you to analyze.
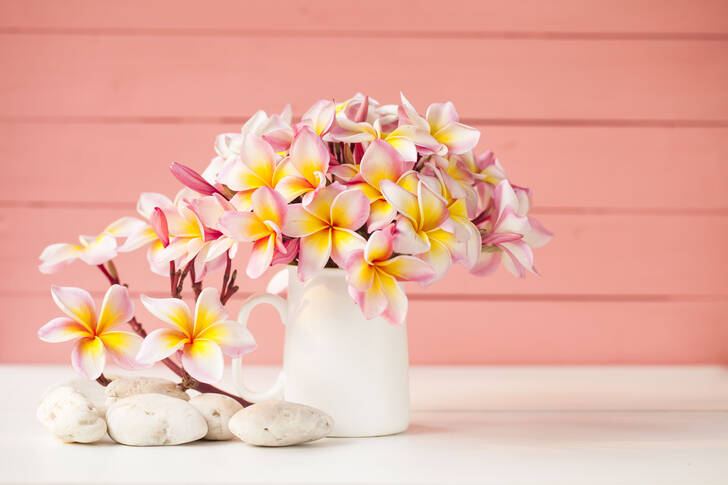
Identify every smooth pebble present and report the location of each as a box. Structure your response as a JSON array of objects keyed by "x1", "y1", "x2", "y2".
[
  {"x1": 105, "y1": 376, "x2": 189, "y2": 406},
  {"x1": 106, "y1": 393, "x2": 207, "y2": 446},
  {"x1": 189, "y1": 393, "x2": 244, "y2": 440},
  {"x1": 228, "y1": 400, "x2": 333, "y2": 446},
  {"x1": 37, "y1": 386, "x2": 107, "y2": 443}
]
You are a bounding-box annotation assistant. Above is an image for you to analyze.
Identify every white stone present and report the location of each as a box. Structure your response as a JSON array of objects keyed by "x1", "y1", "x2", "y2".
[
  {"x1": 228, "y1": 400, "x2": 333, "y2": 446},
  {"x1": 37, "y1": 386, "x2": 107, "y2": 443},
  {"x1": 189, "y1": 394, "x2": 244, "y2": 440},
  {"x1": 43, "y1": 378, "x2": 108, "y2": 413},
  {"x1": 106, "y1": 393, "x2": 207, "y2": 446},
  {"x1": 105, "y1": 376, "x2": 189, "y2": 406}
]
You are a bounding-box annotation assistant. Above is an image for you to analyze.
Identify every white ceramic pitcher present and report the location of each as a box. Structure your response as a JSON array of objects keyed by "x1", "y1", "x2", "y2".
[{"x1": 231, "y1": 266, "x2": 409, "y2": 437}]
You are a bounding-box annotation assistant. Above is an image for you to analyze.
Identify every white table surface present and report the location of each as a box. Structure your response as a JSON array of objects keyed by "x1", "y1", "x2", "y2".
[{"x1": 2, "y1": 365, "x2": 727, "y2": 484}]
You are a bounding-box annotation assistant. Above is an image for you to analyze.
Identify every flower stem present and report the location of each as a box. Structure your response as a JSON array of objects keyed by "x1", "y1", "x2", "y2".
[
  {"x1": 188, "y1": 260, "x2": 202, "y2": 300},
  {"x1": 179, "y1": 371, "x2": 251, "y2": 406},
  {"x1": 97, "y1": 263, "x2": 119, "y2": 285},
  {"x1": 96, "y1": 373, "x2": 111, "y2": 387}
]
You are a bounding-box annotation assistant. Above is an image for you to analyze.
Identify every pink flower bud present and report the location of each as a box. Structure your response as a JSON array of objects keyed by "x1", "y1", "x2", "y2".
[
  {"x1": 150, "y1": 207, "x2": 170, "y2": 248},
  {"x1": 170, "y1": 162, "x2": 220, "y2": 196}
]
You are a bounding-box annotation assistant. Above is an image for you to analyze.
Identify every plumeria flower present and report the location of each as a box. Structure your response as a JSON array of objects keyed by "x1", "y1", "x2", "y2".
[
  {"x1": 137, "y1": 288, "x2": 257, "y2": 383},
  {"x1": 154, "y1": 195, "x2": 224, "y2": 280},
  {"x1": 346, "y1": 140, "x2": 414, "y2": 231},
  {"x1": 38, "y1": 233, "x2": 118, "y2": 274},
  {"x1": 215, "y1": 105, "x2": 293, "y2": 158},
  {"x1": 380, "y1": 179, "x2": 461, "y2": 284},
  {"x1": 190, "y1": 193, "x2": 242, "y2": 263},
  {"x1": 399, "y1": 93, "x2": 480, "y2": 155},
  {"x1": 217, "y1": 134, "x2": 292, "y2": 210},
  {"x1": 345, "y1": 225, "x2": 435, "y2": 325},
  {"x1": 283, "y1": 183, "x2": 369, "y2": 281},
  {"x1": 420, "y1": 167, "x2": 481, "y2": 269},
  {"x1": 471, "y1": 180, "x2": 553, "y2": 277},
  {"x1": 275, "y1": 126, "x2": 331, "y2": 202},
  {"x1": 38, "y1": 285, "x2": 146, "y2": 379},
  {"x1": 219, "y1": 186, "x2": 289, "y2": 279},
  {"x1": 299, "y1": 99, "x2": 336, "y2": 136},
  {"x1": 328, "y1": 97, "x2": 437, "y2": 162}
]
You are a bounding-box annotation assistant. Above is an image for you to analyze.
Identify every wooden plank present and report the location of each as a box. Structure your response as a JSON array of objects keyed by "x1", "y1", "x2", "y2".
[
  {"x1": 8, "y1": 295, "x2": 728, "y2": 364},
  {"x1": 6, "y1": 207, "x2": 728, "y2": 296},
  {"x1": 4, "y1": 122, "x2": 728, "y2": 209},
  {"x1": 1, "y1": 0, "x2": 727, "y2": 34},
  {"x1": 2, "y1": 35, "x2": 727, "y2": 120}
]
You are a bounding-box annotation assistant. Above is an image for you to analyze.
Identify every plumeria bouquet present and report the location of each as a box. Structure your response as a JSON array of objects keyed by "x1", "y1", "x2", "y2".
[{"x1": 38, "y1": 93, "x2": 552, "y2": 400}]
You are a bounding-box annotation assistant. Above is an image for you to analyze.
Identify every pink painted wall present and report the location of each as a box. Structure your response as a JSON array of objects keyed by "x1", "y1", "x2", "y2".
[{"x1": 1, "y1": 0, "x2": 727, "y2": 365}]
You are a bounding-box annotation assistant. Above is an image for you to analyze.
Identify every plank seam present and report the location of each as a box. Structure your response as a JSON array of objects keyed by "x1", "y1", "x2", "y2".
[
  {"x1": 2, "y1": 27, "x2": 728, "y2": 41},
  {"x1": 4, "y1": 116, "x2": 728, "y2": 128},
  {"x1": 3, "y1": 290, "x2": 726, "y2": 302}
]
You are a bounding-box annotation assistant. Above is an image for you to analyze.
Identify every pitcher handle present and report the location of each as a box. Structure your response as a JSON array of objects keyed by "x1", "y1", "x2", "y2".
[{"x1": 231, "y1": 293, "x2": 287, "y2": 402}]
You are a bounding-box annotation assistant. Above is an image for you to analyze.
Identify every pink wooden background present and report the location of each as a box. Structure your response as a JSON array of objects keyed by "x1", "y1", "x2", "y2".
[{"x1": 1, "y1": 0, "x2": 727, "y2": 365}]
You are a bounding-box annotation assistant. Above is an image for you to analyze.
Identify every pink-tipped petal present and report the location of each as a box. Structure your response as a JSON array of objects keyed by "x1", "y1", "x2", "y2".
[
  {"x1": 99, "y1": 331, "x2": 149, "y2": 370},
  {"x1": 289, "y1": 126, "x2": 330, "y2": 186},
  {"x1": 425, "y1": 102, "x2": 459, "y2": 132},
  {"x1": 417, "y1": 181, "x2": 449, "y2": 231},
  {"x1": 274, "y1": 175, "x2": 315, "y2": 202},
  {"x1": 524, "y1": 217, "x2": 554, "y2": 249},
  {"x1": 182, "y1": 339, "x2": 224, "y2": 383},
  {"x1": 302, "y1": 100, "x2": 336, "y2": 135},
  {"x1": 497, "y1": 206, "x2": 532, "y2": 236},
  {"x1": 330, "y1": 189, "x2": 370, "y2": 230},
  {"x1": 105, "y1": 217, "x2": 148, "y2": 238},
  {"x1": 367, "y1": 199, "x2": 397, "y2": 232},
  {"x1": 51, "y1": 286, "x2": 96, "y2": 333},
  {"x1": 137, "y1": 192, "x2": 174, "y2": 219},
  {"x1": 140, "y1": 295, "x2": 193, "y2": 337},
  {"x1": 218, "y1": 158, "x2": 265, "y2": 192},
  {"x1": 378, "y1": 272, "x2": 408, "y2": 325},
  {"x1": 78, "y1": 234, "x2": 118, "y2": 265},
  {"x1": 399, "y1": 93, "x2": 430, "y2": 132},
  {"x1": 471, "y1": 250, "x2": 502, "y2": 277},
  {"x1": 194, "y1": 287, "x2": 228, "y2": 335},
  {"x1": 392, "y1": 217, "x2": 430, "y2": 255},
  {"x1": 501, "y1": 240, "x2": 536, "y2": 277},
  {"x1": 432, "y1": 122, "x2": 480, "y2": 155},
  {"x1": 247, "y1": 233, "x2": 277, "y2": 279},
  {"x1": 419, "y1": 239, "x2": 452, "y2": 286},
  {"x1": 360, "y1": 272, "x2": 389, "y2": 319},
  {"x1": 297, "y1": 229, "x2": 332, "y2": 281},
  {"x1": 251, "y1": 186, "x2": 287, "y2": 228},
  {"x1": 330, "y1": 228, "x2": 366, "y2": 267},
  {"x1": 364, "y1": 226, "x2": 394, "y2": 263},
  {"x1": 117, "y1": 225, "x2": 157, "y2": 252},
  {"x1": 136, "y1": 328, "x2": 188, "y2": 364},
  {"x1": 359, "y1": 140, "x2": 405, "y2": 191},
  {"x1": 240, "y1": 134, "x2": 276, "y2": 185},
  {"x1": 380, "y1": 179, "x2": 420, "y2": 224},
  {"x1": 96, "y1": 285, "x2": 134, "y2": 334},
  {"x1": 219, "y1": 211, "x2": 269, "y2": 242},
  {"x1": 197, "y1": 321, "x2": 257, "y2": 358},
  {"x1": 377, "y1": 255, "x2": 436, "y2": 283},
  {"x1": 344, "y1": 250, "x2": 375, "y2": 292},
  {"x1": 38, "y1": 243, "x2": 81, "y2": 274},
  {"x1": 282, "y1": 204, "x2": 328, "y2": 237},
  {"x1": 71, "y1": 337, "x2": 106, "y2": 380},
  {"x1": 38, "y1": 317, "x2": 91, "y2": 342}
]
